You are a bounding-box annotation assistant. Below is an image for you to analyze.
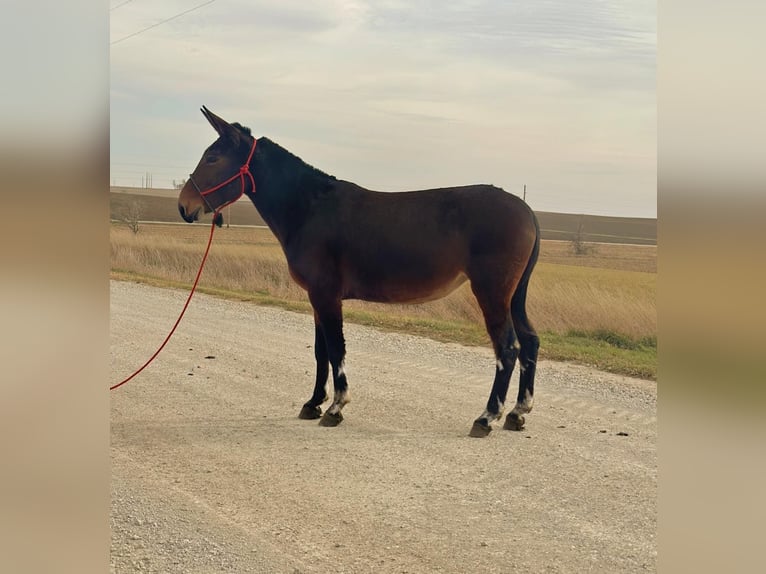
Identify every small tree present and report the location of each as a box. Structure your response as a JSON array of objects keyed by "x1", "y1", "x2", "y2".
[
  {"x1": 570, "y1": 215, "x2": 595, "y2": 255},
  {"x1": 173, "y1": 177, "x2": 188, "y2": 190},
  {"x1": 121, "y1": 200, "x2": 142, "y2": 234}
]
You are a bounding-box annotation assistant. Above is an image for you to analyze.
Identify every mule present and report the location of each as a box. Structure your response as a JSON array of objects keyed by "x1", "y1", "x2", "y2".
[{"x1": 178, "y1": 107, "x2": 541, "y2": 437}]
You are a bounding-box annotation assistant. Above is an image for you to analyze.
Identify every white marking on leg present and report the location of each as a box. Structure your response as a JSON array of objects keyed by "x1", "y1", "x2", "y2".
[
  {"x1": 479, "y1": 398, "x2": 504, "y2": 423},
  {"x1": 511, "y1": 389, "x2": 534, "y2": 415},
  {"x1": 327, "y1": 389, "x2": 350, "y2": 415},
  {"x1": 524, "y1": 389, "x2": 534, "y2": 412},
  {"x1": 337, "y1": 360, "x2": 346, "y2": 377},
  {"x1": 496, "y1": 359, "x2": 504, "y2": 372},
  {"x1": 479, "y1": 409, "x2": 499, "y2": 423}
]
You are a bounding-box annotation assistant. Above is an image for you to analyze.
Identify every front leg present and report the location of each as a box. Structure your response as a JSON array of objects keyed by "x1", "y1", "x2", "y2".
[
  {"x1": 298, "y1": 314, "x2": 330, "y2": 420},
  {"x1": 310, "y1": 295, "x2": 350, "y2": 427}
]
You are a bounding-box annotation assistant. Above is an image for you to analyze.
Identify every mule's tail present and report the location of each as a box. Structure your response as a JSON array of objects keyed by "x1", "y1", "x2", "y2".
[{"x1": 510, "y1": 209, "x2": 540, "y2": 332}]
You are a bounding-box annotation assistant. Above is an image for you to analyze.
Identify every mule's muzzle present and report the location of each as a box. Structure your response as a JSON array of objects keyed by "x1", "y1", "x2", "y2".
[{"x1": 179, "y1": 204, "x2": 200, "y2": 223}]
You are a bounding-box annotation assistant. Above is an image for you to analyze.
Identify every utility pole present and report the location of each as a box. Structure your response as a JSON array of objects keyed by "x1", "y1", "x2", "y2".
[{"x1": 523, "y1": 184, "x2": 527, "y2": 202}]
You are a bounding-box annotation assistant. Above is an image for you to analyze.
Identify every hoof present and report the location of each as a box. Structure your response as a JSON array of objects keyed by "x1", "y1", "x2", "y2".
[
  {"x1": 298, "y1": 404, "x2": 322, "y2": 420},
  {"x1": 319, "y1": 411, "x2": 343, "y2": 427},
  {"x1": 469, "y1": 420, "x2": 492, "y2": 438},
  {"x1": 503, "y1": 413, "x2": 526, "y2": 431}
]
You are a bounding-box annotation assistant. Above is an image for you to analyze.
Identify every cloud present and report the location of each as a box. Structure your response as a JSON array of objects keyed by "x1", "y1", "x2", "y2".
[{"x1": 110, "y1": 0, "x2": 656, "y2": 216}]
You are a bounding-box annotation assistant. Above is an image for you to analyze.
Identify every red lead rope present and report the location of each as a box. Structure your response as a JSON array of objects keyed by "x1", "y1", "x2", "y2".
[
  {"x1": 111, "y1": 138, "x2": 257, "y2": 391},
  {"x1": 110, "y1": 217, "x2": 218, "y2": 390}
]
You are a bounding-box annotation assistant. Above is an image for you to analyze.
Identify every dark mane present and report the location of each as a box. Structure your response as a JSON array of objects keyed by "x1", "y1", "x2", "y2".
[
  {"x1": 256, "y1": 136, "x2": 335, "y2": 182},
  {"x1": 231, "y1": 122, "x2": 251, "y2": 136},
  {"x1": 248, "y1": 137, "x2": 337, "y2": 239},
  {"x1": 228, "y1": 123, "x2": 332, "y2": 182}
]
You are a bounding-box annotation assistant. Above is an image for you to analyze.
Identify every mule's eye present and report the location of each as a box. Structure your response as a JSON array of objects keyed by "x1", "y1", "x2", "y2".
[{"x1": 205, "y1": 155, "x2": 219, "y2": 164}]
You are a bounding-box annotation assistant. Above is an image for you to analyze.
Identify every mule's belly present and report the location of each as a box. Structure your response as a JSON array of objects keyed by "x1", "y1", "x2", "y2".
[{"x1": 344, "y1": 271, "x2": 469, "y2": 304}]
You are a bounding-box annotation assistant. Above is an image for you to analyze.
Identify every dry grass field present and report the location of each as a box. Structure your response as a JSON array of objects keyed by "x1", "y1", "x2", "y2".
[{"x1": 110, "y1": 221, "x2": 656, "y2": 379}]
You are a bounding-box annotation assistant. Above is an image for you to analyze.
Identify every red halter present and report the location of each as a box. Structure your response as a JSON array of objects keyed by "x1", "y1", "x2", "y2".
[{"x1": 189, "y1": 136, "x2": 257, "y2": 215}]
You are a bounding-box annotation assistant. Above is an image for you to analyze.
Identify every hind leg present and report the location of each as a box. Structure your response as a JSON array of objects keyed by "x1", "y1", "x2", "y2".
[
  {"x1": 504, "y1": 319, "x2": 540, "y2": 431},
  {"x1": 469, "y1": 286, "x2": 519, "y2": 437}
]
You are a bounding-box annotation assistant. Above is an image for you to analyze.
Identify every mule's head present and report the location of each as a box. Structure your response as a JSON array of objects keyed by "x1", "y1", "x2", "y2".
[{"x1": 178, "y1": 106, "x2": 256, "y2": 224}]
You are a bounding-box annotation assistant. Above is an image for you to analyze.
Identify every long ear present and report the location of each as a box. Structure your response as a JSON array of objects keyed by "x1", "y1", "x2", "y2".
[{"x1": 200, "y1": 106, "x2": 241, "y2": 146}]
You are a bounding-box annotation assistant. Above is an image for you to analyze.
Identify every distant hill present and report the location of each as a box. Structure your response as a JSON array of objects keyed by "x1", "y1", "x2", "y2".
[
  {"x1": 111, "y1": 187, "x2": 656, "y2": 245},
  {"x1": 534, "y1": 211, "x2": 656, "y2": 245}
]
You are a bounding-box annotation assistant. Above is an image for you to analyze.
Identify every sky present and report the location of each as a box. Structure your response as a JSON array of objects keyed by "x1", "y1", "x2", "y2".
[{"x1": 110, "y1": 0, "x2": 656, "y2": 218}]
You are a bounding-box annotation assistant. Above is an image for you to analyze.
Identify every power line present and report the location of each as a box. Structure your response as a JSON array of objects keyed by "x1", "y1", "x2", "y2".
[
  {"x1": 111, "y1": 0, "x2": 217, "y2": 46},
  {"x1": 110, "y1": 0, "x2": 136, "y2": 11}
]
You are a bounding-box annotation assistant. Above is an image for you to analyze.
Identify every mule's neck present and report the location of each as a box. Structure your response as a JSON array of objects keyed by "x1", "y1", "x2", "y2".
[{"x1": 246, "y1": 137, "x2": 335, "y2": 246}]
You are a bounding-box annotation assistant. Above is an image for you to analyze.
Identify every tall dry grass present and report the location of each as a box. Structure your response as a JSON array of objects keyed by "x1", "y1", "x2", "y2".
[{"x1": 111, "y1": 223, "x2": 656, "y2": 343}]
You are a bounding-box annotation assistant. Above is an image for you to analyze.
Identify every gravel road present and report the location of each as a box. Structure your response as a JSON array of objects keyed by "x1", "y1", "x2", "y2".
[{"x1": 110, "y1": 280, "x2": 656, "y2": 573}]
